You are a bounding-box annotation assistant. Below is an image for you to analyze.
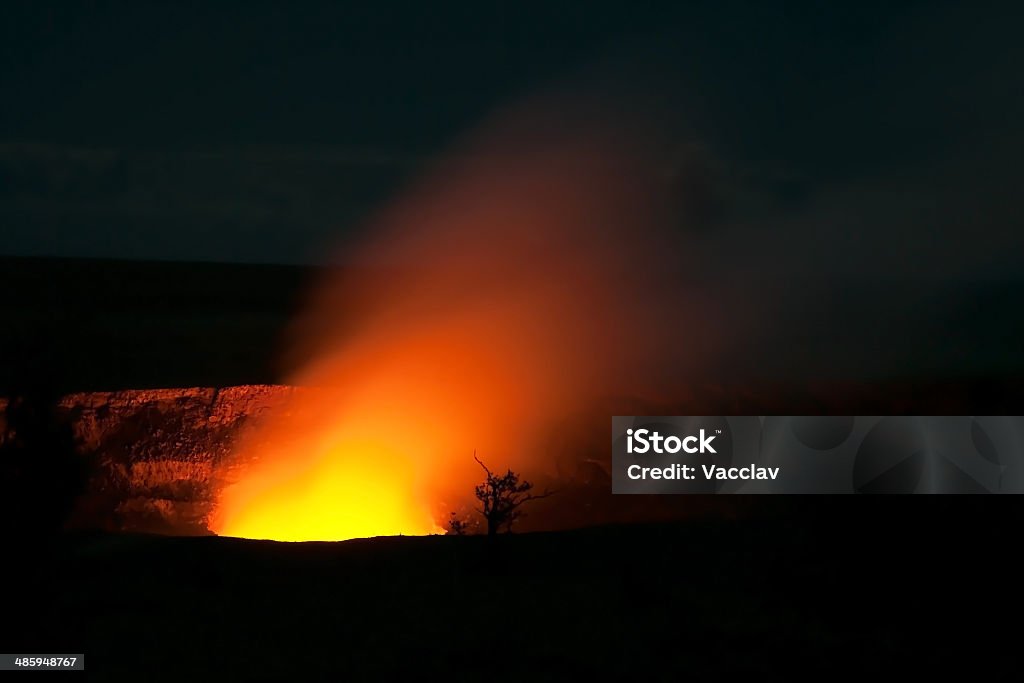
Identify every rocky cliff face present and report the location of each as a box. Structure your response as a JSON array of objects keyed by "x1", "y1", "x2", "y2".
[{"x1": 1, "y1": 385, "x2": 301, "y2": 535}]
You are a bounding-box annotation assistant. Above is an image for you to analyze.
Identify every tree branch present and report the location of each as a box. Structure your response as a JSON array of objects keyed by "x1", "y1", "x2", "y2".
[
  {"x1": 509, "y1": 488, "x2": 557, "y2": 508},
  {"x1": 473, "y1": 450, "x2": 493, "y2": 478}
]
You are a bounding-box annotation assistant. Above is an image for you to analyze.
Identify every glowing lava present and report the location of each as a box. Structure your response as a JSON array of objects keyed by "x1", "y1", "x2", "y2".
[
  {"x1": 209, "y1": 316, "x2": 553, "y2": 541},
  {"x1": 211, "y1": 432, "x2": 441, "y2": 541}
]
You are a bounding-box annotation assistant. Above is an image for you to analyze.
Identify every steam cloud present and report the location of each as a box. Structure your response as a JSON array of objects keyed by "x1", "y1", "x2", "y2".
[
  {"x1": 211, "y1": 44, "x2": 1022, "y2": 538},
  {"x1": 209, "y1": 87, "x2": 747, "y2": 539}
]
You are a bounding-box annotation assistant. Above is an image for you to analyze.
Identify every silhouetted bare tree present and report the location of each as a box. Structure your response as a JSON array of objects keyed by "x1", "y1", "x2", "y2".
[
  {"x1": 446, "y1": 512, "x2": 471, "y2": 536},
  {"x1": 473, "y1": 452, "x2": 554, "y2": 536}
]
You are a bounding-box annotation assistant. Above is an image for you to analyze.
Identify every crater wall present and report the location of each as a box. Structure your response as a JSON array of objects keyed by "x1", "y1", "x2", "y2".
[{"x1": 1, "y1": 385, "x2": 300, "y2": 535}]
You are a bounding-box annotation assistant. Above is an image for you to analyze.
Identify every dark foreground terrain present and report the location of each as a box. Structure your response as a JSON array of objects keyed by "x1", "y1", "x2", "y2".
[{"x1": 11, "y1": 500, "x2": 1022, "y2": 680}]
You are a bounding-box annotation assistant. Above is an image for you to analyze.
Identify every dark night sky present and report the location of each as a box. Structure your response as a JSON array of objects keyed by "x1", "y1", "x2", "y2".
[{"x1": 2, "y1": 0, "x2": 1022, "y2": 268}]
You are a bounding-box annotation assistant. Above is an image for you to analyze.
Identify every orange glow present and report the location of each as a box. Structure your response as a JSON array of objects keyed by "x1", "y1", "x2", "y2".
[
  {"x1": 212, "y1": 434, "x2": 440, "y2": 541},
  {"x1": 210, "y1": 89, "x2": 717, "y2": 541}
]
